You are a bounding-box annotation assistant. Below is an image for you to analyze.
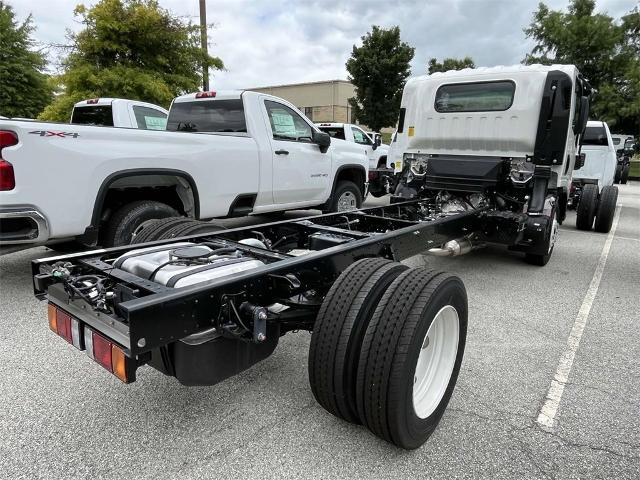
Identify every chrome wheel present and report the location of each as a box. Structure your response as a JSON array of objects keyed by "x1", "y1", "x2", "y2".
[
  {"x1": 337, "y1": 191, "x2": 357, "y2": 212},
  {"x1": 413, "y1": 305, "x2": 460, "y2": 419}
]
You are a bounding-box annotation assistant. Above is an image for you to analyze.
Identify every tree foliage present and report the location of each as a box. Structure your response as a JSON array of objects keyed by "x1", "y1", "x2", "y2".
[
  {"x1": 0, "y1": 2, "x2": 52, "y2": 118},
  {"x1": 524, "y1": 0, "x2": 640, "y2": 133},
  {"x1": 428, "y1": 56, "x2": 475, "y2": 74},
  {"x1": 346, "y1": 26, "x2": 414, "y2": 131},
  {"x1": 40, "y1": 0, "x2": 223, "y2": 121}
]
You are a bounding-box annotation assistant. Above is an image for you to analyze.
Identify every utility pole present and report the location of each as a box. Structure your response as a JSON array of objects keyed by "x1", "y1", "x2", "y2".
[{"x1": 199, "y1": 0, "x2": 209, "y2": 91}]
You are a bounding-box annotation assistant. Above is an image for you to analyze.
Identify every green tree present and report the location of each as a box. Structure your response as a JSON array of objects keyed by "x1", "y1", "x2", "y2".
[
  {"x1": 0, "y1": 2, "x2": 52, "y2": 118},
  {"x1": 428, "y1": 56, "x2": 475, "y2": 74},
  {"x1": 346, "y1": 26, "x2": 414, "y2": 132},
  {"x1": 524, "y1": 0, "x2": 640, "y2": 133},
  {"x1": 40, "y1": 0, "x2": 223, "y2": 121}
]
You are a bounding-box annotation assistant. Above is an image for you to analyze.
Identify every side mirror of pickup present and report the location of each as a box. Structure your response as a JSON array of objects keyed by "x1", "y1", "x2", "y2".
[
  {"x1": 574, "y1": 152, "x2": 586, "y2": 170},
  {"x1": 312, "y1": 130, "x2": 331, "y2": 153},
  {"x1": 376, "y1": 135, "x2": 382, "y2": 146}
]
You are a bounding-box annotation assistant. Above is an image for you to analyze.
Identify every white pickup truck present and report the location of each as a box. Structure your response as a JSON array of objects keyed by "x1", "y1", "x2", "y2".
[
  {"x1": 71, "y1": 98, "x2": 168, "y2": 129},
  {"x1": 0, "y1": 91, "x2": 368, "y2": 251},
  {"x1": 316, "y1": 123, "x2": 395, "y2": 197}
]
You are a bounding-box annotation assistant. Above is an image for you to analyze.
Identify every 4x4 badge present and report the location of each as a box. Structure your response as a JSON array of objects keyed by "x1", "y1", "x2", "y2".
[{"x1": 29, "y1": 130, "x2": 80, "y2": 138}]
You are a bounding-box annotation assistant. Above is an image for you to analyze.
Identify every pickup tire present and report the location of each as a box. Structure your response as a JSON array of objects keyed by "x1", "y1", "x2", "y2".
[
  {"x1": 576, "y1": 184, "x2": 598, "y2": 231},
  {"x1": 131, "y1": 217, "x2": 225, "y2": 243},
  {"x1": 326, "y1": 181, "x2": 363, "y2": 213},
  {"x1": 103, "y1": 200, "x2": 180, "y2": 247},
  {"x1": 308, "y1": 258, "x2": 408, "y2": 424},
  {"x1": 593, "y1": 185, "x2": 618, "y2": 233},
  {"x1": 355, "y1": 268, "x2": 467, "y2": 449},
  {"x1": 620, "y1": 165, "x2": 630, "y2": 184}
]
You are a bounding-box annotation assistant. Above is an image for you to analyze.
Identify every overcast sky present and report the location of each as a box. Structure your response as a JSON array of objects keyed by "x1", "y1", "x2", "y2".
[{"x1": 8, "y1": 0, "x2": 637, "y2": 89}]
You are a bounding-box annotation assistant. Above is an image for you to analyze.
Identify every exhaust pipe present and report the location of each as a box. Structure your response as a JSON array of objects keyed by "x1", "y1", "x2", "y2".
[{"x1": 428, "y1": 237, "x2": 481, "y2": 257}]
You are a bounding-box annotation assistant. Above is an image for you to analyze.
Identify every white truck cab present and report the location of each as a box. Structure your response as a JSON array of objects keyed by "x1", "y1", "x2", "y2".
[
  {"x1": 316, "y1": 122, "x2": 390, "y2": 169},
  {"x1": 71, "y1": 98, "x2": 168, "y2": 130},
  {"x1": 573, "y1": 121, "x2": 617, "y2": 190}
]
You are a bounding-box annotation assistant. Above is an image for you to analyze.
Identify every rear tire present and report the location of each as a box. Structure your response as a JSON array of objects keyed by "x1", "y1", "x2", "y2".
[
  {"x1": 308, "y1": 258, "x2": 408, "y2": 424},
  {"x1": 356, "y1": 268, "x2": 468, "y2": 449},
  {"x1": 593, "y1": 185, "x2": 618, "y2": 233},
  {"x1": 326, "y1": 181, "x2": 363, "y2": 213},
  {"x1": 620, "y1": 165, "x2": 630, "y2": 184},
  {"x1": 614, "y1": 164, "x2": 623, "y2": 184},
  {"x1": 576, "y1": 184, "x2": 598, "y2": 231},
  {"x1": 131, "y1": 217, "x2": 225, "y2": 243},
  {"x1": 103, "y1": 201, "x2": 179, "y2": 247}
]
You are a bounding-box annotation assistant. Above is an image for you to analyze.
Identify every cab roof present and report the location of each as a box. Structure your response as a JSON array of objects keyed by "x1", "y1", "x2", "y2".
[{"x1": 173, "y1": 90, "x2": 245, "y2": 103}]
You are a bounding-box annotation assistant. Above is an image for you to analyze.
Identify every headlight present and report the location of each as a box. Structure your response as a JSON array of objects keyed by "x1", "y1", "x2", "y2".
[{"x1": 403, "y1": 153, "x2": 429, "y2": 177}]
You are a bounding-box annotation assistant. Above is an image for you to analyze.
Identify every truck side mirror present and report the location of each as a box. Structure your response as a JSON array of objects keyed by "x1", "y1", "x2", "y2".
[
  {"x1": 376, "y1": 136, "x2": 382, "y2": 146},
  {"x1": 574, "y1": 96, "x2": 589, "y2": 135},
  {"x1": 312, "y1": 130, "x2": 331, "y2": 153},
  {"x1": 574, "y1": 152, "x2": 586, "y2": 170}
]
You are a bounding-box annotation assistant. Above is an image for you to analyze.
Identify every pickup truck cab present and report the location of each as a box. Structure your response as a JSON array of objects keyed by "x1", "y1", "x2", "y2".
[
  {"x1": 316, "y1": 122, "x2": 390, "y2": 169},
  {"x1": 71, "y1": 98, "x2": 168, "y2": 130},
  {"x1": 0, "y1": 91, "x2": 367, "y2": 251},
  {"x1": 572, "y1": 121, "x2": 617, "y2": 191}
]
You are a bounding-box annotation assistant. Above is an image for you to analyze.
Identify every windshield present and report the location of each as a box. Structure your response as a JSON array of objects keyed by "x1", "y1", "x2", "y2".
[
  {"x1": 318, "y1": 127, "x2": 346, "y2": 140},
  {"x1": 166, "y1": 99, "x2": 247, "y2": 133},
  {"x1": 582, "y1": 126, "x2": 609, "y2": 146},
  {"x1": 71, "y1": 106, "x2": 114, "y2": 126}
]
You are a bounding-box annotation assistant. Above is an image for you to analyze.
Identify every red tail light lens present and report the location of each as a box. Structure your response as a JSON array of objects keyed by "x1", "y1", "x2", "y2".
[
  {"x1": 195, "y1": 91, "x2": 216, "y2": 98},
  {"x1": 92, "y1": 332, "x2": 113, "y2": 372},
  {"x1": 0, "y1": 130, "x2": 18, "y2": 191},
  {"x1": 56, "y1": 309, "x2": 73, "y2": 343}
]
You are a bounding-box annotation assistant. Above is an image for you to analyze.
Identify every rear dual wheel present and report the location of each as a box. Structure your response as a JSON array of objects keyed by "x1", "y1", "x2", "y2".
[{"x1": 309, "y1": 259, "x2": 467, "y2": 449}]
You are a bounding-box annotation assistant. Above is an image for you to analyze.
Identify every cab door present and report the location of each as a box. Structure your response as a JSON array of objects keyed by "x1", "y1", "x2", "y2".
[
  {"x1": 263, "y1": 100, "x2": 331, "y2": 204},
  {"x1": 351, "y1": 126, "x2": 376, "y2": 168}
]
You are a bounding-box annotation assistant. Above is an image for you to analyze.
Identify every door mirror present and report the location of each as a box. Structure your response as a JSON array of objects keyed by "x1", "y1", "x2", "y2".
[
  {"x1": 376, "y1": 135, "x2": 382, "y2": 146},
  {"x1": 574, "y1": 152, "x2": 586, "y2": 170},
  {"x1": 575, "y1": 96, "x2": 589, "y2": 135},
  {"x1": 312, "y1": 130, "x2": 331, "y2": 153},
  {"x1": 372, "y1": 142, "x2": 378, "y2": 151}
]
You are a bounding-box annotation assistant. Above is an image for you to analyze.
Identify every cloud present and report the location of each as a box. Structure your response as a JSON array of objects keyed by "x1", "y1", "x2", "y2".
[{"x1": 8, "y1": 0, "x2": 636, "y2": 90}]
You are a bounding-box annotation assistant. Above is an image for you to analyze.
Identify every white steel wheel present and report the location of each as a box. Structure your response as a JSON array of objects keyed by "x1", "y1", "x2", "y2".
[
  {"x1": 412, "y1": 305, "x2": 460, "y2": 419},
  {"x1": 337, "y1": 191, "x2": 358, "y2": 211}
]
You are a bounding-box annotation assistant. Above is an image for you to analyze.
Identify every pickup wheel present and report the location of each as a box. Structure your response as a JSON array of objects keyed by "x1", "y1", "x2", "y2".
[
  {"x1": 355, "y1": 268, "x2": 467, "y2": 449},
  {"x1": 593, "y1": 185, "x2": 618, "y2": 233},
  {"x1": 576, "y1": 184, "x2": 598, "y2": 231},
  {"x1": 614, "y1": 164, "x2": 623, "y2": 184},
  {"x1": 308, "y1": 258, "x2": 408, "y2": 424},
  {"x1": 620, "y1": 165, "x2": 630, "y2": 184},
  {"x1": 103, "y1": 201, "x2": 180, "y2": 247},
  {"x1": 327, "y1": 181, "x2": 363, "y2": 213},
  {"x1": 131, "y1": 217, "x2": 193, "y2": 244}
]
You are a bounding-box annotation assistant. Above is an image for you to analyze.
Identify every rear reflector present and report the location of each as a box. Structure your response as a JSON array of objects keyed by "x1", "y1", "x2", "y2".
[
  {"x1": 48, "y1": 304, "x2": 57, "y2": 332},
  {"x1": 195, "y1": 91, "x2": 216, "y2": 98},
  {"x1": 0, "y1": 130, "x2": 18, "y2": 149}
]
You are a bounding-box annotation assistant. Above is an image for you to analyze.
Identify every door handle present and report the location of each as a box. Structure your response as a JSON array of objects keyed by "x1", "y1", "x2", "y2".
[{"x1": 275, "y1": 149, "x2": 289, "y2": 155}]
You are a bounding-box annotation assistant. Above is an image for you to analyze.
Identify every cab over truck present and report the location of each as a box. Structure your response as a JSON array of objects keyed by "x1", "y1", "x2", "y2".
[
  {"x1": 0, "y1": 91, "x2": 368, "y2": 253},
  {"x1": 389, "y1": 64, "x2": 595, "y2": 265},
  {"x1": 31, "y1": 65, "x2": 594, "y2": 449}
]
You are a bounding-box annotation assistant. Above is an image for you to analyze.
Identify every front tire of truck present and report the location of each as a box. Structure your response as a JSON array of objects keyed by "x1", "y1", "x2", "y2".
[
  {"x1": 524, "y1": 205, "x2": 558, "y2": 266},
  {"x1": 593, "y1": 185, "x2": 618, "y2": 233},
  {"x1": 620, "y1": 165, "x2": 630, "y2": 184},
  {"x1": 327, "y1": 181, "x2": 363, "y2": 213},
  {"x1": 308, "y1": 258, "x2": 408, "y2": 424},
  {"x1": 576, "y1": 184, "x2": 599, "y2": 231},
  {"x1": 103, "y1": 200, "x2": 180, "y2": 247},
  {"x1": 356, "y1": 268, "x2": 467, "y2": 450}
]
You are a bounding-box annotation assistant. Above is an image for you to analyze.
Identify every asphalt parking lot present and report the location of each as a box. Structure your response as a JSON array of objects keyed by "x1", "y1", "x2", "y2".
[{"x1": 1, "y1": 184, "x2": 638, "y2": 479}]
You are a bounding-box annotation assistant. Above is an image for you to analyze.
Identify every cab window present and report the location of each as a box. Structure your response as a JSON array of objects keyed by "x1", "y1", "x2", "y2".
[
  {"x1": 265, "y1": 100, "x2": 312, "y2": 142},
  {"x1": 435, "y1": 81, "x2": 515, "y2": 112},
  {"x1": 351, "y1": 127, "x2": 372, "y2": 145},
  {"x1": 133, "y1": 106, "x2": 167, "y2": 130}
]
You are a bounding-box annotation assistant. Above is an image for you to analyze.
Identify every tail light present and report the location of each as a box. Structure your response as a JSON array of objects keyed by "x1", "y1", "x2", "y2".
[
  {"x1": 0, "y1": 130, "x2": 18, "y2": 191},
  {"x1": 48, "y1": 303, "x2": 135, "y2": 383},
  {"x1": 195, "y1": 91, "x2": 216, "y2": 98}
]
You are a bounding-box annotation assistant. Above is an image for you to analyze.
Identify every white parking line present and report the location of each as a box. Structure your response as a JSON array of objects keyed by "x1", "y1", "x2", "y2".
[{"x1": 536, "y1": 202, "x2": 623, "y2": 430}]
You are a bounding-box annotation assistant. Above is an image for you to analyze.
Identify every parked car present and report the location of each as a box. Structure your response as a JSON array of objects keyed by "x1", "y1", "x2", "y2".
[
  {"x1": 611, "y1": 134, "x2": 634, "y2": 184},
  {"x1": 71, "y1": 98, "x2": 168, "y2": 130},
  {"x1": 0, "y1": 91, "x2": 368, "y2": 252},
  {"x1": 569, "y1": 120, "x2": 619, "y2": 232},
  {"x1": 316, "y1": 123, "x2": 395, "y2": 197}
]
